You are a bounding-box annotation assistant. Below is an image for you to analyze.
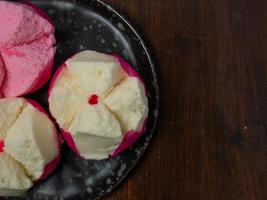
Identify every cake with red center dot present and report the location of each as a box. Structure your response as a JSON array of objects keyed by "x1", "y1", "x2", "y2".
[
  {"x1": 0, "y1": 98, "x2": 60, "y2": 196},
  {"x1": 49, "y1": 50, "x2": 148, "y2": 160}
]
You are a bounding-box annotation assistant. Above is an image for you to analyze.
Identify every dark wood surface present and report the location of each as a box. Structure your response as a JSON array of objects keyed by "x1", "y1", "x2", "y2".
[{"x1": 103, "y1": 0, "x2": 267, "y2": 199}]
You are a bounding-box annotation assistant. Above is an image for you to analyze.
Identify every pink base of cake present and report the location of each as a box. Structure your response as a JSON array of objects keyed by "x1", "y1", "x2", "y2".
[
  {"x1": 34, "y1": 155, "x2": 60, "y2": 183},
  {"x1": 112, "y1": 54, "x2": 145, "y2": 87},
  {"x1": 110, "y1": 55, "x2": 148, "y2": 157},
  {"x1": 111, "y1": 119, "x2": 148, "y2": 157},
  {"x1": 48, "y1": 63, "x2": 67, "y2": 96},
  {"x1": 27, "y1": 99, "x2": 47, "y2": 113},
  {"x1": 61, "y1": 129, "x2": 81, "y2": 156}
]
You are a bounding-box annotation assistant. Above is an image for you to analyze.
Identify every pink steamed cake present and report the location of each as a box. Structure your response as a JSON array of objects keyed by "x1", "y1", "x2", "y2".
[
  {"x1": 0, "y1": 1, "x2": 54, "y2": 47},
  {"x1": 1, "y1": 35, "x2": 55, "y2": 97},
  {"x1": 0, "y1": 1, "x2": 56, "y2": 97}
]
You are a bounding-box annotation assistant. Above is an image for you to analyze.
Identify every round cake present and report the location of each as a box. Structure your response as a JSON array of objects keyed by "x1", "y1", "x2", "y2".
[
  {"x1": 0, "y1": 98, "x2": 60, "y2": 196},
  {"x1": 49, "y1": 50, "x2": 148, "y2": 160}
]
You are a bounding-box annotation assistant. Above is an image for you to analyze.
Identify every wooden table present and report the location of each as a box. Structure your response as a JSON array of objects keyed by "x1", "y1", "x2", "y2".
[{"x1": 104, "y1": 1, "x2": 267, "y2": 199}]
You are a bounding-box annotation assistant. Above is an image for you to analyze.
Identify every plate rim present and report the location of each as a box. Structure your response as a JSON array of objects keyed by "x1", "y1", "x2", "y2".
[{"x1": 93, "y1": 0, "x2": 159, "y2": 199}]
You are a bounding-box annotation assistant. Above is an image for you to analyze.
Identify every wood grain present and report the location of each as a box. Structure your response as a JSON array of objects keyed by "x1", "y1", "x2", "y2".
[{"x1": 102, "y1": 0, "x2": 267, "y2": 199}]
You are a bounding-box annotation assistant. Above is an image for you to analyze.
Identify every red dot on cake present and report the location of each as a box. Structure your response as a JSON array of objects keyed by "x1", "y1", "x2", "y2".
[
  {"x1": 0, "y1": 139, "x2": 5, "y2": 153},
  {"x1": 88, "y1": 94, "x2": 99, "y2": 105}
]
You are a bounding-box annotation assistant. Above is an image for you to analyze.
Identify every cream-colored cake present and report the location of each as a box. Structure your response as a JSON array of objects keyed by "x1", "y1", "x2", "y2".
[
  {"x1": 49, "y1": 50, "x2": 148, "y2": 160},
  {"x1": 0, "y1": 153, "x2": 32, "y2": 196},
  {"x1": 0, "y1": 98, "x2": 60, "y2": 196},
  {"x1": 104, "y1": 77, "x2": 148, "y2": 133}
]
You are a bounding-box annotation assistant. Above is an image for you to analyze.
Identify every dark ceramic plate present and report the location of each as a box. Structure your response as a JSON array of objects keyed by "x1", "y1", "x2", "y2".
[{"x1": 5, "y1": 0, "x2": 159, "y2": 199}]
